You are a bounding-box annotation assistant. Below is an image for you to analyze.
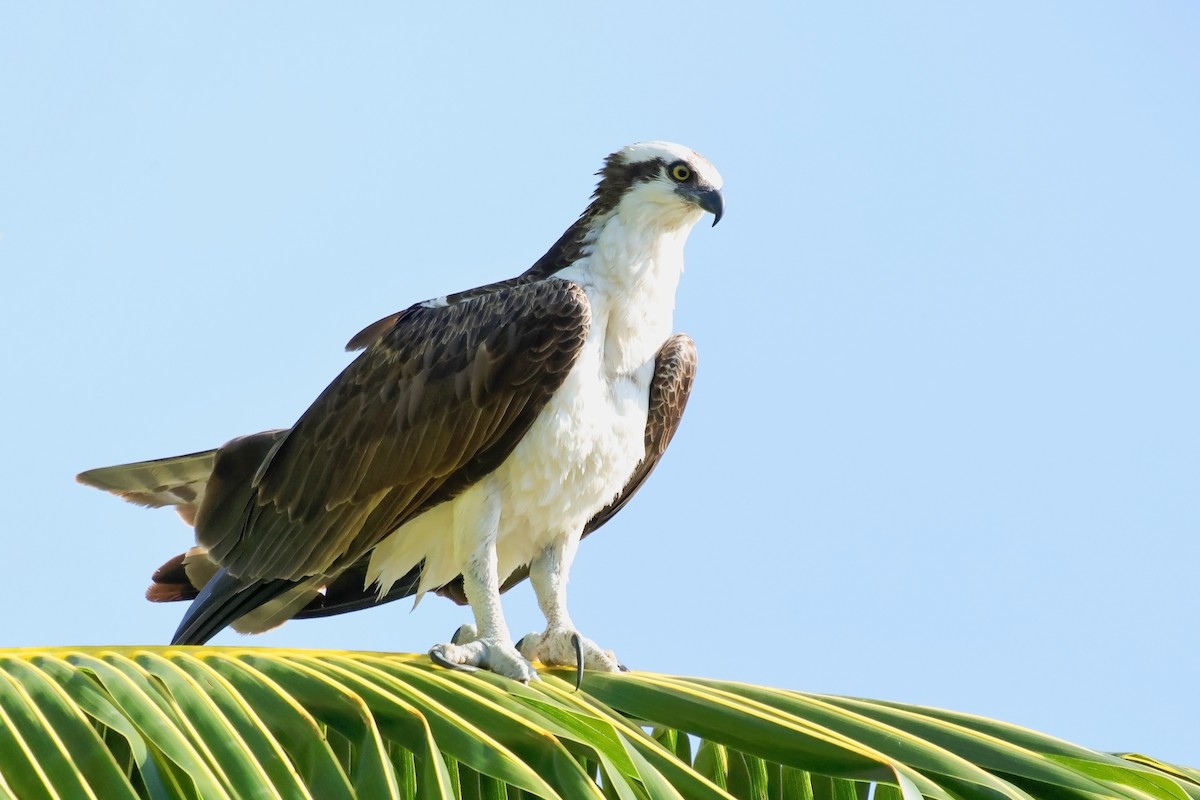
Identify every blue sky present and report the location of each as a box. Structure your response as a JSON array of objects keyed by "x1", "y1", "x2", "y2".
[{"x1": 3, "y1": 2, "x2": 1198, "y2": 765}]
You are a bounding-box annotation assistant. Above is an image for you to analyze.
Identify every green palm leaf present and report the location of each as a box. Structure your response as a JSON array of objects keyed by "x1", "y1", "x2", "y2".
[{"x1": 0, "y1": 648, "x2": 1191, "y2": 800}]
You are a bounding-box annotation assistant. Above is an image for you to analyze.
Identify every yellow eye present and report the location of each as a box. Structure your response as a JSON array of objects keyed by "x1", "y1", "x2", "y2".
[{"x1": 669, "y1": 162, "x2": 692, "y2": 182}]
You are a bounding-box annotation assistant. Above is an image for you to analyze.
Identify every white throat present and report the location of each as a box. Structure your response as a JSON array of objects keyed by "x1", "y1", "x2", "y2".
[{"x1": 554, "y1": 204, "x2": 702, "y2": 375}]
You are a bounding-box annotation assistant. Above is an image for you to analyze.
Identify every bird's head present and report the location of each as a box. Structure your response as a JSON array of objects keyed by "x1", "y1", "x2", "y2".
[{"x1": 590, "y1": 141, "x2": 724, "y2": 231}]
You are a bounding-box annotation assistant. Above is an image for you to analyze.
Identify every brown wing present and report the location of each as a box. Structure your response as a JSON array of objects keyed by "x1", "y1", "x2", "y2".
[{"x1": 195, "y1": 280, "x2": 591, "y2": 582}]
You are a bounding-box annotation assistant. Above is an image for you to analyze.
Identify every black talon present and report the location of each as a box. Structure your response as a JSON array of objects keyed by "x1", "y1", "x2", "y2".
[
  {"x1": 515, "y1": 634, "x2": 530, "y2": 652},
  {"x1": 618, "y1": 663, "x2": 630, "y2": 672},
  {"x1": 571, "y1": 632, "x2": 584, "y2": 692},
  {"x1": 429, "y1": 647, "x2": 479, "y2": 673},
  {"x1": 451, "y1": 625, "x2": 470, "y2": 645}
]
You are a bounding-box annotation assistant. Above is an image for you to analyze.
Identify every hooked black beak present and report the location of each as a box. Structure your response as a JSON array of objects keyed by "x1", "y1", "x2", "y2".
[
  {"x1": 679, "y1": 185, "x2": 725, "y2": 226},
  {"x1": 696, "y1": 187, "x2": 724, "y2": 226}
]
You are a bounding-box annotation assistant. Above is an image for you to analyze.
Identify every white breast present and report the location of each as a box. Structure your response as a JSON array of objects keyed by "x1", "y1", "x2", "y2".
[{"x1": 489, "y1": 297, "x2": 655, "y2": 579}]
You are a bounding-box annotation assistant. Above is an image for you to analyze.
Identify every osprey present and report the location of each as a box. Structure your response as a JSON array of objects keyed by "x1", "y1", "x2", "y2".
[{"x1": 79, "y1": 141, "x2": 723, "y2": 682}]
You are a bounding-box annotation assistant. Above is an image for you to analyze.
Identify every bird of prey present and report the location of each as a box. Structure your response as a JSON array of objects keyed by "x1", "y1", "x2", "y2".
[{"x1": 78, "y1": 141, "x2": 723, "y2": 682}]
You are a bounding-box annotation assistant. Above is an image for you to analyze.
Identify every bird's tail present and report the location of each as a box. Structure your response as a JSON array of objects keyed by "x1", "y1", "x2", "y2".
[
  {"x1": 77, "y1": 448, "x2": 220, "y2": 525},
  {"x1": 79, "y1": 430, "x2": 310, "y2": 641},
  {"x1": 78, "y1": 428, "x2": 429, "y2": 635},
  {"x1": 77, "y1": 429, "x2": 289, "y2": 522}
]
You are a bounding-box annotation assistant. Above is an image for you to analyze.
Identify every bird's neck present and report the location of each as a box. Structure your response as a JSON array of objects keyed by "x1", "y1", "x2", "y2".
[{"x1": 556, "y1": 208, "x2": 698, "y2": 374}]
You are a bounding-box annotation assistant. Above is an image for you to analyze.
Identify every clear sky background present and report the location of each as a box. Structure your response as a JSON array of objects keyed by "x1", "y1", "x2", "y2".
[{"x1": 3, "y1": 2, "x2": 1197, "y2": 766}]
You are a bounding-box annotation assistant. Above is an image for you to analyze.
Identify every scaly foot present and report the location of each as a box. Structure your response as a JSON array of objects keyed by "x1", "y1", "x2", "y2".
[
  {"x1": 517, "y1": 627, "x2": 623, "y2": 689},
  {"x1": 429, "y1": 633, "x2": 538, "y2": 683}
]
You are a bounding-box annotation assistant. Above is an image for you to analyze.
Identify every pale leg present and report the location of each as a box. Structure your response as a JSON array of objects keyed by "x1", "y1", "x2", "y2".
[
  {"x1": 517, "y1": 534, "x2": 621, "y2": 673},
  {"x1": 427, "y1": 483, "x2": 536, "y2": 682}
]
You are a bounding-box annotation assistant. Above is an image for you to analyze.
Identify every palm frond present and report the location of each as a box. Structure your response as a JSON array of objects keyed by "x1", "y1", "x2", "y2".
[{"x1": 0, "y1": 648, "x2": 1191, "y2": 800}]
